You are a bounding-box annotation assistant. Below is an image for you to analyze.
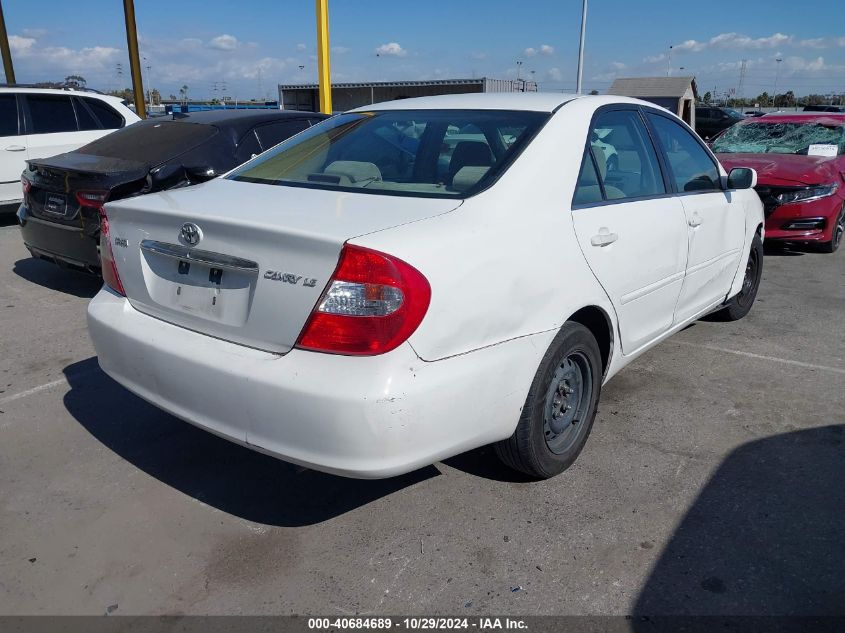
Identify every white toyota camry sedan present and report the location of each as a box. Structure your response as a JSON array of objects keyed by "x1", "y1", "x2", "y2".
[{"x1": 88, "y1": 93, "x2": 764, "y2": 479}]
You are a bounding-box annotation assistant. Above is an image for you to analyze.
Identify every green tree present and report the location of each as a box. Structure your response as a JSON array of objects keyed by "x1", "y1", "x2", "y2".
[
  {"x1": 64, "y1": 75, "x2": 86, "y2": 89},
  {"x1": 703, "y1": 91, "x2": 712, "y2": 104}
]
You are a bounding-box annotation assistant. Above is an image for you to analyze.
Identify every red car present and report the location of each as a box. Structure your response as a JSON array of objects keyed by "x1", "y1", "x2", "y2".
[{"x1": 713, "y1": 113, "x2": 845, "y2": 252}]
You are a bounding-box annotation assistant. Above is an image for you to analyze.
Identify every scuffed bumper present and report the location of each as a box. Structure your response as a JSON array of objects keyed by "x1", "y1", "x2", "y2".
[
  {"x1": 18, "y1": 205, "x2": 100, "y2": 272},
  {"x1": 87, "y1": 289, "x2": 549, "y2": 478},
  {"x1": 764, "y1": 195, "x2": 844, "y2": 243}
]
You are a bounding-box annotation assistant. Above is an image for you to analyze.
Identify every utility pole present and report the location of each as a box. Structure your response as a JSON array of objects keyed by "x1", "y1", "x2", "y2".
[
  {"x1": 772, "y1": 57, "x2": 783, "y2": 109},
  {"x1": 315, "y1": 0, "x2": 332, "y2": 114},
  {"x1": 122, "y1": 0, "x2": 146, "y2": 118},
  {"x1": 738, "y1": 59, "x2": 747, "y2": 105},
  {"x1": 576, "y1": 0, "x2": 587, "y2": 94},
  {"x1": 0, "y1": 0, "x2": 15, "y2": 84},
  {"x1": 666, "y1": 45, "x2": 673, "y2": 77}
]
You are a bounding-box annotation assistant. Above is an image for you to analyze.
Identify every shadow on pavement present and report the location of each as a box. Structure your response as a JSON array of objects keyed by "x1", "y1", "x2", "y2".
[
  {"x1": 633, "y1": 425, "x2": 844, "y2": 621},
  {"x1": 763, "y1": 242, "x2": 807, "y2": 257},
  {"x1": 13, "y1": 257, "x2": 101, "y2": 298},
  {"x1": 442, "y1": 446, "x2": 536, "y2": 483},
  {"x1": 62, "y1": 357, "x2": 438, "y2": 527}
]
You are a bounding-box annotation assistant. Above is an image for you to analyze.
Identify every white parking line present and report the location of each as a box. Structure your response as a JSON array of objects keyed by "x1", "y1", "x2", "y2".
[
  {"x1": 675, "y1": 341, "x2": 845, "y2": 376},
  {"x1": 0, "y1": 367, "x2": 99, "y2": 406}
]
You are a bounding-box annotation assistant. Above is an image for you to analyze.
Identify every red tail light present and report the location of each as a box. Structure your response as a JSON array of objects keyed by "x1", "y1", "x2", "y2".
[
  {"x1": 296, "y1": 244, "x2": 431, "y2": 355},
  {"x1": 76, "y1": 191, "x2": 108, "y2": 209},
  {"x1": 98, "y1": 209, "x2": 125, "y2": 296},
  {"x1": 21, "y1": 176, "x2": 31, "y2": 195}
]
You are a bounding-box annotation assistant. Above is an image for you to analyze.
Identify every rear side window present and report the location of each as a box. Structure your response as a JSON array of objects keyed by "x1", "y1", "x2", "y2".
[
  {"x1": 647, "y1": 113, "x2": 721, "y2": 192},
  {"x1": 254, "y1": 120, "x2": 310, "y2": 151},
  {"x1": 576, "y1": 109, "x2": 665, "y2": 203},
  {"x1": 28, "y1": 95, "x2": 78, "y2": 134},
  {"x1": 0, "y1": 95, "x2": 18, "y2": 136},
  {"x1": 73, "y1": 98, "x2": 100, "y2": 131},
  {"x1": 83, "y1": 98, "x2": 124, "y2": 129}
]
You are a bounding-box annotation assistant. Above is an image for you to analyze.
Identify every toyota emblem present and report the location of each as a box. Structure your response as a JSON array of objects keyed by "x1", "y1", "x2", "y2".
[{"x1": 180, "y1": 222, "x2": 202, "y2": 246}]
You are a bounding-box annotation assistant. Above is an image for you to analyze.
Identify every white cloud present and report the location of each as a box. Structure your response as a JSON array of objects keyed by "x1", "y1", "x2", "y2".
[
  {"x1": 709, "y1": 32, "x2": 792, "y2": 50},
  {"x1": 546, "y1": 67, "x2": 563, "y2": 82},
  {"x1": 470, "y1": 51, "x2": 487, "y2": 60},
  {"x1": 208, "y1": 34, "x2": 238, "y2": 51},
  {"x1": 296, "y1": 43, "x2": 307, "y2": 52},
  {"x1": 9, "y1": 35, "x2": 36, "y2": 53},
  {"x1": 610, "y1": 61, "x2": 627, "y2": 70},
  {"x1": 673, "y1": 39, "x2": 707, "y2": 52},
  {"x1": 644, "y1": 53, "x2": 666, "y2": 63},
  {"x1": 523, "y1": 47, "x2": 537, "y2": 58},
  {"x1": 539, "y1": 44, "x2": 555, "y2": 56},
  {"x1": 375, "y1": 42, "x2": 407, "y2": 57},
  {"x1": 332, "y1": 46, "x2": 350, "y2": 54}
]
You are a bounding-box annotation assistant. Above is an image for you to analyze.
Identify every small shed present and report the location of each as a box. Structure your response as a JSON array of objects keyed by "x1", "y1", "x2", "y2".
[{"x1": 607, "y1": 76, "x2": 698, "y2": 127}]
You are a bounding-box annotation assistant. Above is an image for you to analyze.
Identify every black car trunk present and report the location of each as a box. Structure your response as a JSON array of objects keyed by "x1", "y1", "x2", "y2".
[{"x1": 26, "y1": 155, "x2": 150, "y2": 233}]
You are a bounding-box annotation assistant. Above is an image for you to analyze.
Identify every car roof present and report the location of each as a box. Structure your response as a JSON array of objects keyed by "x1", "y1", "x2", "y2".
[
  {"x1": 153, "y1": 109, "x2": 326, "y2": 138},
  {"x1": 350, "y1": 92, "x2": 586, "y2": 113},
  {"x1": 0, "y1": 86, "x2": 125, "y2": 102},
  {"x1": 753, "y1": 112, "x2": 845, "y2": 125}
]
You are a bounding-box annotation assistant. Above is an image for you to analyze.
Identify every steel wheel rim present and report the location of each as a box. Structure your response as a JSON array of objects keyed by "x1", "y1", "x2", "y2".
[
  {"x1": 737, "y1": 247, "x2": 759, "y2": 307},
  {"x1": 544, "y1": 351, "x2": 593, "y2": 455}
]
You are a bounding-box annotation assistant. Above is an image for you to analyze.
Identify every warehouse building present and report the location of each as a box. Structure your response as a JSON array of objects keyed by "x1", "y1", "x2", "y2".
[{"x1": 278, "y1": 78, "x2": 538, "y2": 112}]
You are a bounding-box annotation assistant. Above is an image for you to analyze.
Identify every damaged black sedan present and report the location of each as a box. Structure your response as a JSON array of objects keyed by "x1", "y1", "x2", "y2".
[{"x1": 17, "y1": 109, "x2": 326, "y2": 273}]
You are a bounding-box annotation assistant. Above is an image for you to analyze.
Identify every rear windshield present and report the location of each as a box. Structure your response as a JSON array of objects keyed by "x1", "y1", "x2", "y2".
[
  {"x1": 78, "y1": 120, "x2": 218, "y2": 163},
  {"x1": 228, "y1": 109, "x2": 550, "y2": 198},
  {"x1": 712, "y1": 121, "x2": 845, "y2": 155}
]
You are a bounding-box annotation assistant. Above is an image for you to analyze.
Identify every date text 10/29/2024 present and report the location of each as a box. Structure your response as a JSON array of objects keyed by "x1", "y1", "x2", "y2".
[{"x1": 308, "y1": 619, "x2": 528, "y2": 631}]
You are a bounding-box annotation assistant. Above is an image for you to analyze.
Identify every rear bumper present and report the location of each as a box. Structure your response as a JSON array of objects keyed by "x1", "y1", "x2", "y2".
[
  {"x1": 87, "y1": 289, "x2": 549, "y2": 478},
  {"x1": 18, "y1": 205, "x2": 100, "y2": 272},
  {"x1": 764, "y1": 195, "x2": 844, "y2": 243}
]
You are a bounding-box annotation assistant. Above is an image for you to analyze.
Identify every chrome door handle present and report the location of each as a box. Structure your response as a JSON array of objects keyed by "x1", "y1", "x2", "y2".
[
  {"x1": 4, "y1": 145, "x2": 25, "y2": 152},
  {"x1": 590, "y1": 228, "x2": 619, "y2": 247},
  {"x1": 688, "y1": 214, "x2": 702, "y2": 228}
]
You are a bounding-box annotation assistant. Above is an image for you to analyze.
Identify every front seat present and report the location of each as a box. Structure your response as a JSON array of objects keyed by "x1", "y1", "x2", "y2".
[{"x1": 448, "y1": 141, "x2": 493, "y2": 184}]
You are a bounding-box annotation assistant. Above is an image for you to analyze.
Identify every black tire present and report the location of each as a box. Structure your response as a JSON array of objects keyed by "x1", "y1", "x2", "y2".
[
  {"x1": 819, "y1": 206, "x2": 844, "y2": 254},
  {"x1": 495, "y1": 322, "x2": 602, "y2": 479},
  {"x1": 712, "y1": 232, "x2": 763, "y2": 322}
]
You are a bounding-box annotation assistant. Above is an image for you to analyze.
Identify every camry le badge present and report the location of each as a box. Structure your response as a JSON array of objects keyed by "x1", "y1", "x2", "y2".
[
  {"x1": 264, "y1": 270, "x2": 318, "y2": 287},
  {"x1": 180, "y1": 222, "x2": 202, "y2": 246}
]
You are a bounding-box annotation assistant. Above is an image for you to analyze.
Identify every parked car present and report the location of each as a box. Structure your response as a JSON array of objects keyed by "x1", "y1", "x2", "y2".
[
  {"x1": 695, "y1": 105, "x2": 744, "y2": 140},
  {"x1": 87, "y1": 94, "x2": 763, "y2": 480},
  {"x1": 803, "y1": 105, "x2": 844, "y2": 113},
  {"x1": 744, "y1": 110, "x2": 766, "y2": 118},
  {"x1": 713, "y1": 112, "x2": 845, "y2": 252},
  {"x1": 18, "y1": 109, "x2": 326, "y2": 273},
  {"x1": 1, "y1": 86, "x2": 140, "y2": 212}
]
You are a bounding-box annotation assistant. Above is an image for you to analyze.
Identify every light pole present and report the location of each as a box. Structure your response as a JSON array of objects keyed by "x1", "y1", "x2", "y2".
[
  {"x1": 576, "y1": 0, "x2": 587, "y2": 94},
  {"x1": 0, "y1": 0, "x2": 16, "y2": 84},
  {"x1": 772, "y1": 57, "x2": 783, "y2": 109},
  {"x1": 666, "y1": 45, "x2": 673, "y2": 77}
]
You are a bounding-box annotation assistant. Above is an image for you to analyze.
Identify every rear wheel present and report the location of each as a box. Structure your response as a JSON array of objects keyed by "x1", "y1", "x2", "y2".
[
  {"x1": 495, "y1": 323, "x2": 602, "y2": 479},
  {"x1": 819, "y1": 207, "x2": 844, "y2": 254},
  {"x1": 712, "y1": 232, "x2": 763, "y2": 322}
]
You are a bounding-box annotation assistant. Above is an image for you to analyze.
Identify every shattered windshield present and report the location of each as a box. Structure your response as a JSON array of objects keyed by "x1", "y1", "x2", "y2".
[{"x1": 712, "y1": 121, "x2": 845, "y2": 155}]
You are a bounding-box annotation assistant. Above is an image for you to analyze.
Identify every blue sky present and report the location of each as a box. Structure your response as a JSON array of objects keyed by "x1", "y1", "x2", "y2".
[{"x1": 4, "y1": 0, "x2": 845, "y2": 99}]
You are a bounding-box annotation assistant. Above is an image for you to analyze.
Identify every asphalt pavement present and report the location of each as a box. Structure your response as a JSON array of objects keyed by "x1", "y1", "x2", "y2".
[{"x1": 0, "y1": 222, "x2": 842, "y2": 616}]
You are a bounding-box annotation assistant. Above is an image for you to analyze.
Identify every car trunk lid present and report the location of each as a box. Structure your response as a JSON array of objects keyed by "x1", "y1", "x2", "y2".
[
  {"x1": 105, "y1": 177, "x2": 460, "y2": 354},
  {"x1": 26, "y1": 154, "x2": 149, "y2": 226}
]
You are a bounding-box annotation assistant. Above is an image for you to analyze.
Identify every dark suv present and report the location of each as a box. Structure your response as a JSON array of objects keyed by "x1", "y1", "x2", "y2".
[{"x1": 695, "y1": 106, "x2": 744, "y2": 140}]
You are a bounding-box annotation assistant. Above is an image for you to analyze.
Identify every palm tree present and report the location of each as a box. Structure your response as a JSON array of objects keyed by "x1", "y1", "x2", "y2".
[{"x1": 179, "y1": 85, "x2": 189, "y2": 104}]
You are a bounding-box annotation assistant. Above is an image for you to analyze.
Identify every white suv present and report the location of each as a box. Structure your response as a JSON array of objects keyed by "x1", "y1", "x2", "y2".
[{"x1": 0, "y1": 87, "x2": 140, "y2": 210}]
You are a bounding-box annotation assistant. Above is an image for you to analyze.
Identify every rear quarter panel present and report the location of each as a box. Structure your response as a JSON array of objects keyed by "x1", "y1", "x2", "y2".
[{"x1": 354, "y1": 98, "x2": 617, "y2": 363}]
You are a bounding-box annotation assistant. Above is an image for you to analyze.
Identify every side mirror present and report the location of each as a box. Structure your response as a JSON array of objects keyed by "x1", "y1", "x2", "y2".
[
  {"x1": 727, "y1": 167, "x2": 757, "y2": 190},
  {"x1": 184, "y1": 165, "x2": 217, "y2": 182}
]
